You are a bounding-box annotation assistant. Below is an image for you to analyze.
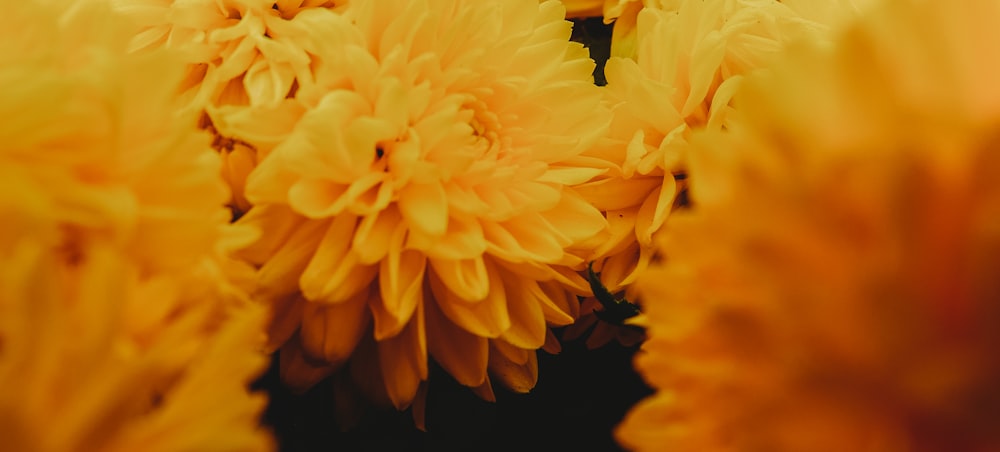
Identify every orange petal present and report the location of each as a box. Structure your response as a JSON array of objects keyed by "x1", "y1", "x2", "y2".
[
  {"x1": 416, "y1": 215, "x2": 487, "y2": 261},
  {"x1": 299, "y1": 289, "x2": 372, "y2": 366},
  {"x1": 373, "y1": 249, "x2": 426, "y2": 340},
  {"x1": 426, "y1": 299, "x2": 488, "y2": 387},
  {"x1": 471, "y1": 377, "x2": 496, "y2": 403},
  {"x1": 377, "y1": 305, "x2": 427, "y2": 410},
  {"x1": 234, "y1": 204, "x2": 308, "y2": 266},
  {"x1": 430, "y1": 261, "x2": 510, "y2": 338},
  {"x1": 428, "y1": 255, "x2": 490, "y2": 302},
  {"x1": 255, "y1": 218, "x2": 326, "y2": 301},
  {"x1": 499, "y1": 276, "x2": 547, "y2": 349},
  {"x1": 541, "y1": 190, "x2": 609, "y2": 244},
  {"x1": 300, "y1": 214, "x2": 378, "y2": 303},
  {"x1": 352, "y1": 205, "x2": 404, "y2": 265},
  {"x1": 635, "y1": 176, "x2": 677, "y2": 245},
  {"x1": 573, "y1": 176, "x2": 661, "y2": 212},
  {"x1": 266, "y1": 292, "x2": 305, "y2": 352},
  {"x1": 279, "y1": 339, "x2": 336, "y2": 393},
  {"x1": 542, "y1": 327, "x2": 563, "y2": 354},
  {"x1": 488, "y1": 344, "x2": 538, "y2": 393}
]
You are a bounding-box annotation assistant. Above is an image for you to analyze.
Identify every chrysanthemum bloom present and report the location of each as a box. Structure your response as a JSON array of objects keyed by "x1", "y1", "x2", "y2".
[
  {"x1": 572, "y1": 0, "x2": 867, "y2": 341},
  {"x1": 617, "y1": 0, "x2": 1000, "y2": 449},
  {"x1": 0, "y1": 1, "x2": 273, "y2": 449},
  {"x1": 233, "y1": 0, "x2": 612, "y2": 414}
]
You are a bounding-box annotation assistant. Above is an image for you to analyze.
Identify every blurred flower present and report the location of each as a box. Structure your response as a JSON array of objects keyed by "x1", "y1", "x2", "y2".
[
  {"x1": 0, "y1": 242, "x2": 273, "y2": 452},
  {"x1": 233, "y1": 0, "x2": 612, "y2": 416},
  {"x1": 0, "y1": 0, "x2": 273, "y2": 449},
  {"x1": 617, "y1": 0, "x2": 1000, "y2": 450}
]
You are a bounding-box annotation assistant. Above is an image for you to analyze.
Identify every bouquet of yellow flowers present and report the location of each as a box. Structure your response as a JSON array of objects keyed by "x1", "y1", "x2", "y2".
[{"x1": 4, "y1": 0, "x2": 999, "y2": 450}]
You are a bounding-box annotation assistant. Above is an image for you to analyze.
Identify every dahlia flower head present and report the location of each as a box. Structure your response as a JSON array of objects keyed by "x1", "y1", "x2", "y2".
[
  {"x1": 0, "y1": 0, "x2": 273, "y2": 449},
  {"x1": 617, "y1": 0, "x2": 1000, "y2": 450},
  {"x1": 153, "y1": 0, "x2": 615, "y2": 414},
  {"x1": 577, "y1": 0, "x2": 870, "y2": 304}
]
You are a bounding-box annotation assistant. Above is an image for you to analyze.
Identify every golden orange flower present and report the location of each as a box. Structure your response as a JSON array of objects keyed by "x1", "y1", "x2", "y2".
[
  {"x1": 617, "y1": 0, "x2": 1000, "y2": 450},
  {"x1": 0, "y1": 0, "x2": 273, "y2": 449},
  {"x1": 575, "y1": 0, "x2": 865, "y2": 321},
  {"x1": 233, "y1": 0, "x2": 612, "y2": 414}
]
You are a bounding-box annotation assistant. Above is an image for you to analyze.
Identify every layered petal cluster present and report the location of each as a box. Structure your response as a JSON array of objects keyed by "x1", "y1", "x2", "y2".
[
  {"x1": 576, "y1": 0, "x2": 866, "y2": 320},
  {"x1": 234, "y1": 0, "x2": 612, "y2": 412},
  {"x1": 618, "y1": 0, "x2": 1000, "y2": 450},
  {"x1": 0, "y1": 1, "x2": 273, "y2": 449},
  {"x1": 114, "y1": 0, "x2": 354, "y2": 215},
  {"x1": 115, "y1": 0, "x2": 350, "y2": 111}
]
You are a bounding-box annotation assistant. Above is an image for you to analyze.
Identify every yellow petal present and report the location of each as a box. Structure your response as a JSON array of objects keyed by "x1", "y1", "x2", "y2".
[
  {"x1": 573, "y1": 176, "x2": 661, "y2": 212},
  {"x1": 427, "y1": 255, "x2": 490, "y2": 302},
  {"x1": 541, "y1": 189, "x2": 611, "y2": 244},
  {"x1": 299, "y1": 214, "x2": 378, "y2": 303},
  {"x1": 255, "y1": 218, "x2": 326, "y2": 301},
  {"x1": 398, "y1": 182, "x2": 448, "y2": 237},
  {"x1": 485, "y1": 214, "x2": 565, "y2": 263},
  {"x1": 635, "y1": 176, "x2": 678, "y2": 245},
  {"x1": 421, "y1": 214, "x2": 487, "y2": 260},
  {"x1": 430, "y1": 261, "x2": 510, "y2": 338},
  {"x1": 243, "y1": 57, "x2": 295, "y2": 106},
  {"x1": 353, "y1": 205, "x2": 404, "y2": 265},
  {"x1": 373, "y1": 249, "x2": 426, "y2": 340}
]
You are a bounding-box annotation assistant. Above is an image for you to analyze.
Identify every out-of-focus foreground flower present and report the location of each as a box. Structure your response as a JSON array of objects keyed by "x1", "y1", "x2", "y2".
[
  {"x1": 617, "y1": 0, "x2": 1000, "y2": 450},
  {"x1": 182, "y1": 0, "x2": 615, "y2": 422},
  {"x1": 0, "y1": 1, "x2": 274, "y2": 449}
]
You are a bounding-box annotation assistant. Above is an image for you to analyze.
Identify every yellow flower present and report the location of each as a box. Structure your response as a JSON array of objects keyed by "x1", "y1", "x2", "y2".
[
  {"x1": 0, "y1": 0, "x2": 273, "y2": 449},
  {"x1": 617, "y1": 0, "x2": 1000, "y2": 450},
  {"x1": 0, "y1": 240, "x2": 274, "y2": 452},
  {"x1": 577, "y1": 0, "x2": 864, "y2": 309},
  {"x1": 235, "y1": 0, "x2": 612, "y2": 413}
]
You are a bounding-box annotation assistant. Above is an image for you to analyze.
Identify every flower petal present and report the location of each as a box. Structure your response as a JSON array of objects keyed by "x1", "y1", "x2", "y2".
[
  {"x1": 426, "y1": 298, "x2": 488, "y2": 387},
  {"x1": 398, "y1": 181, "x2": 449, "y2": 238},
  {"x1": 299, "y1": 289, "x2": 372, "y2": 366},
  {"x1": 428, "y1": 255, "x2": 490, "y2": 302},
  {"x1": 377, "y1": 303, "x2": 427, "y2": 410},
  {"x1": 373, "y1": 248, "x2": 426, "y2": 340},
  {"x1": 299, "y1": 214, "x2": 378, "y2": 303}
]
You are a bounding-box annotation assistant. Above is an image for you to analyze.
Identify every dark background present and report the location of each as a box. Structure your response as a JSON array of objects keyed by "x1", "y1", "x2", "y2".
[
  {"x1": 255, "y1": 18, "x2": 646, "y2": 452},
  {"x1": 256, "y1": 332, "x2": 651, "y2": 452}
]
